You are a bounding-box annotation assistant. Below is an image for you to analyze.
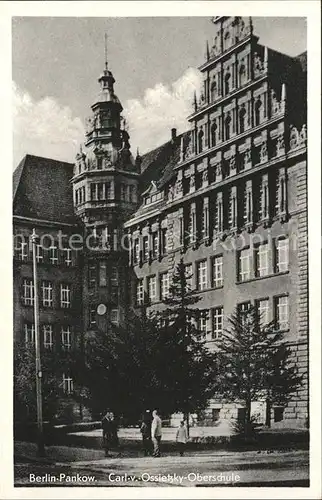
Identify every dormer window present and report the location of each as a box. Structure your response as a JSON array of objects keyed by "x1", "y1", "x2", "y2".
[{"x1": 224, "y1": 31, "x2": 231, "y2": 51}]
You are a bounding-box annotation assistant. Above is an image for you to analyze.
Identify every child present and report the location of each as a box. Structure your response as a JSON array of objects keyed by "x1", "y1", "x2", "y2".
[{"x1": 176, "y1": 420, "x2": 188, "y2": 456}]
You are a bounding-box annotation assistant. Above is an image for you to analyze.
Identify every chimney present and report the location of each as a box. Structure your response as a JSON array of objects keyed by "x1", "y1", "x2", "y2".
[{"x1": 171, "y1": 128, "x2": 177, "y2": 143}]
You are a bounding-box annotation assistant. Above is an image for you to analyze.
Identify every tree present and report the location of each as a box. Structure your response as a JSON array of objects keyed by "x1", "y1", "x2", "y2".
[
  {"x1": 75, "y1": 261, "x2": 216, "y2": 429},
  {"x1": 74, "y1": 310, "x2": 164, "y2": 422},
  {"x1": 157, "y1": 259, "x2": 216, "y2": 433},
  {"x1": 213, "y1": 305, "x2": 303, "y2": 438},
  {"x1": 14, "y1": 343, "x2": 75, "y2": 424}
]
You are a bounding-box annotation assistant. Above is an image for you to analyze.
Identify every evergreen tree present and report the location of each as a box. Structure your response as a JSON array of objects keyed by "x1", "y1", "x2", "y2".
[
  {"x1": 213, "y1": 305, "x2": 303, "y2": 437},
  {"x1": 157, "y1": 259, "x2": 216, "y2": 431}
]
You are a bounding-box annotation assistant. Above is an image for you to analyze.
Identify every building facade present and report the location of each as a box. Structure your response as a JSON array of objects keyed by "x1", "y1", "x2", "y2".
[{"x1": 13, "y1": 16, "x2": 308, "y2": 427}]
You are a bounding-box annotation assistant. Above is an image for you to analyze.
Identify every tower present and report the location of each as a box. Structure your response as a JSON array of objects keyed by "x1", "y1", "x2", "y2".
[{"x1": 72, "y1": 44, "x2": 139, "y2": 333}]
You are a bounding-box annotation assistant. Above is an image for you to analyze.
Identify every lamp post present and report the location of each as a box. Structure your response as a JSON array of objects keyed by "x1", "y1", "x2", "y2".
[{"x1": 31, "y1": 228, "x2": 45, "y2": 456}]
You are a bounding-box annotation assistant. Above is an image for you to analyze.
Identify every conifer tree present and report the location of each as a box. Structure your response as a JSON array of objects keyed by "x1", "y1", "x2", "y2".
[{"x1": 213, "y1": 305, "x2": 303, "y2": 436}]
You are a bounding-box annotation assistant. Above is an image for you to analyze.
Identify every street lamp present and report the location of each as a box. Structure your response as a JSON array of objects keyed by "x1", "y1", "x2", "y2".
[{"x1": 31, "y1": 228, "x2": 45, "y2": 456}]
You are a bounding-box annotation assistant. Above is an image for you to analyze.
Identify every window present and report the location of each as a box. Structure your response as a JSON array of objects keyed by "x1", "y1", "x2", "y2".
[
  {"x1": 215, "y1": 193, "x2": 223, "y2": 233},
  {"x1": 185, "y1": 264, "x2": 193, "y2": 291},
  {"x1": 152, "y1": 233, "x2": 159, "y2": 258},
  {"x1": 228, "y1": 187, "x2": 237, "y2": 229},
  {"x1": 143, "y1": 236, "x2": 149, "y2": 261},
  {"x1": 243, "y1": 181, "x2": 253, "y2": 224},
  {"x1": 105, "y1": 182, "x2": 112, "y2": 199},
  {"x1": 256, "y1": 298, "x2": 270, "y2": 326},
  {"x1": 197, "y1": 260, "x2": 208, "y2": 291},
  {"x1": 36, "y1": 244, "x2": 43, "y2": 263},
  {"x1": 14, "y1": 239, "x2": 28, "y2": 261},
  {"x1": 239, "y1": 64, "x2": 247, "y2": 87},
  {"x1": 24, "y1": 324, "x2": 35, "y2": 346},
  {"x1": 224, "y1": 113, "x2": 231, "y2": 140},
  {"x1": 22, "y1": 279, "x2": 34, "y2": 306},
  {"x1": 188, "y1": 208, "x2": 196, "y2": 244},
  {"x1": 211, "y1": 120, "x2": 217, "y2": 147},
  {"x1": 136, "y1": 279, "x2": 144, "y2": 306},
  {"x1": 198, "y1": 128, "x2": 204, "y2": 153},
  {"x1": 61, "y1": 326, "x2": 72, "y2": 350},
  {"x1": 89, "y1": 306, "x2": 97, "y2": 326},
  {"x1": 238, "y1": 248, "x2": 251, "y2": 282},
  {"x1": 160, "y1": 272, "x2": 170, "y2": 300},
  {"x1": 42, "y1": 281, "x2": 53, "y2": 307},
  {"x1": 239, "y1": 105, "x2": 246, "y2": 133},
  {"x1": 63, "y1": 248, "x2": 72, "y2": 267},
  {"x1": 88, "y1": 264, "x2": 97, "y2": 288},
  {"x1": 259, "y1": 175, "x2": 269, "y2": 220},
  {"x1": 198, "y1": 310, "x2": 209, "y2": 338},
  {"x1": 212, "y1": 306, "x2": 224, "y2": 339},
  {"x1": 161, "y1": 229, "x2": 168, "y2": 254},
  {"x1": 111, "y1": 266, "x2": 118, "y2": 286},
  {"x1": 275, "y1": 238, "x2": 289, "y2": 273},
  {"x1": 134, "y1": 239, "x2": 140, "y2": 264},
  {"x1": 201, "y1": 201, "x2": 209, "y2": 238},
  {"x1": 98, "y1": 261, "x2": 107, "y2": 287},
  {"x1": 255, "y1": 243, "x2": 269, "y2": 277},
  {"x1": 224, "y1": 73, "x2": 231, "y2": 95},
  {"x1": 60, "y1": 284, "x2": 71, "y2": 308},
  {"x1": 43, "y1": 325, "x2": 53, "y2": 349},
  {"x1": 255, "y1": 97, "x2": 262, "y2": 126},
  {"x1": 110, "y1": 309, "x2": 119, "y2": 325},
  {"x1": 90, "y1": 183, "x2": 98, "y2": 201},
  {"x1": 148, "y1": 276, "x2": 157, "y2": 303},
  {"x1": 129, "y1": 185, "x2": 135, "y2": 203},
  {"x1": 49, "y1": 246, "x2": 58, "y2": 265},
  {"x1": 238, "y1": 302, "x2": 251, "y2": 325},
  {"x1": 275, "y1": 296, "x2": 289, "y2": 330},
  {"x1": 120, "y1": 183, "x2": 126, "y2": 201},
  {"x1": 63, "y1": 374, "x2": 73, "y2": 394},
  {"x1": 212, "y1": 256, "x2": 223, "y2": 288}
]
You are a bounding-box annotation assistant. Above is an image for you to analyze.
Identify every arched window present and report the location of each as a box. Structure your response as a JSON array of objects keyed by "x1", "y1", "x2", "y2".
[
  {"x1": 239, "y1": 106, "x2": 246, "y2": 134},
  {"x1": 198, "y1": 128, "x2": 204, "y2": 154},
  {"x1": 255, "y1": 97, "x2": 262, "y2": 126},
  {"x1": 224, "y1": 31, "x2": 230, "y2": 51},
  {"x1": 211, "y1": 80, "x2": 217, "y2": 102},
  {"x1": 211, "y1": 120, "x2": 217, "y2": 147},
  {"x1": 224, "y1": 72, "x2": 231, "y2": 95},
  {"x1": 239, "y1": 64, "x2": 246, "y2": 87},
  {"x1": 225, "y1": 113, "x2": 231, "y2": 141}
]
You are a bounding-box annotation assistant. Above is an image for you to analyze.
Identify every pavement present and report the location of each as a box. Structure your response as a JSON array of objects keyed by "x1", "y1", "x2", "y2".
[{"x1": 14, "y1": 442, "x2": 309, "y2": 487}]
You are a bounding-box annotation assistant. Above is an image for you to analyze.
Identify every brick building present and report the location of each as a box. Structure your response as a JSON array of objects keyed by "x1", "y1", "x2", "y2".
[{"x1": 13, "y1": 16, "x2": 308, "y2": 427}]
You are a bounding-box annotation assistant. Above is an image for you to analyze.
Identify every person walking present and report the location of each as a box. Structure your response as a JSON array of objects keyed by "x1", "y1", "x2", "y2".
[
  {"x1": 140, "y1": 410, "x2": 152, "y2": 456},
  {"x1": 176, "y1": 420, "x2": 188, "y2": 456},
  {"x1": 102, "y1": 411, "x2": 117, "y2": 457},
  {"x1": 151, "y1": 409, "x2": 162, "y2": 457}
]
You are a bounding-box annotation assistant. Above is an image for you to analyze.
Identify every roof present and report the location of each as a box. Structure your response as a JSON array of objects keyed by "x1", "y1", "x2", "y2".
[
  {"x1": 139, "y1": 130, "x2": 190, "y2": 193},
  {"x1": 13, "y1": 154, "x2": 76, "y2": 225}
]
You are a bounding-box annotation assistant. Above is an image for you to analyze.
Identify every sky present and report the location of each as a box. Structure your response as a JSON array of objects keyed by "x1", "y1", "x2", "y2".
[{"x1": 12, "y1": 16, "x2": 307, "y2": 167}]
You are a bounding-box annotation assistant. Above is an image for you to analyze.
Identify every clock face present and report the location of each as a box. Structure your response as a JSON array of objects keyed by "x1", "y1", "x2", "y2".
[{"x1": 97, "y1": 303, "x2": 107, "y2": 316}]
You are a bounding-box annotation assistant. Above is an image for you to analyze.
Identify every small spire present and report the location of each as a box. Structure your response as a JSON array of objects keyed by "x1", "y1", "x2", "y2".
[
  {"x1": 136, "y1": 147, "x2": 140, "y2": 157},
  {"x1": 193, "y1": 90, "x2": 197, "y2": 111},
  {"x1": 264, "y1": 46, "x2": 268, "y2": 71},
  {"x1": 206, "y1": 40, "x2": 210, "y2": 61},
  {"x1": 248, "y1": 17, "x2": 253, "y2": 35},
  {"x1": 104, "y1": 33, "x2": 108, "y2": 71}
]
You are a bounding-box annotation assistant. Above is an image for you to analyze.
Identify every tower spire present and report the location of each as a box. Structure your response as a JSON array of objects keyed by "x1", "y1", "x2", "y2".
[{"x1": 104, "y1": 33, "x2": 108, "y2": 71}]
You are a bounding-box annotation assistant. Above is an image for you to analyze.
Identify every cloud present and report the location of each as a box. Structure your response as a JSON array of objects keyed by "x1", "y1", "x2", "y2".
[
  {"x1": 12, "y1": 67, "x2": 202, "y2": 168},
  {"x1": 13, "y1": 82, "x2": 85, "y2": 167},
  {"x1": 125, "y1": 67, "x2": 202, "y2": 154}
]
